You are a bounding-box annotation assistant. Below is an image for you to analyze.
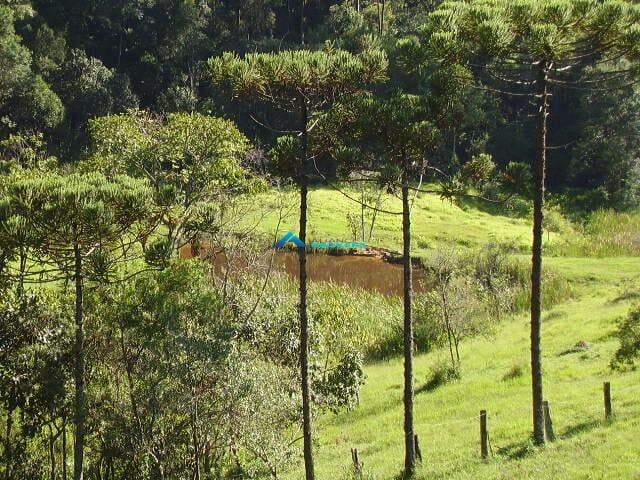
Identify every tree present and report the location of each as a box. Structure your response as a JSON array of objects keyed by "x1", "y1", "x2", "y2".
[
  {"x1": 321, "y1": 39, "x2": 493, "y2": 471},
  {"x1": 326, "y1": 91, "x2": 439, "y2": 475},
  {"x1": 51, "y1": 49, "x2": 138, "y2": 157},
  {"x1": 569, "y1": 73, "x2": 640, "y2": 209},
  {"x1": 420, "y1": 248, "x2": 486, "y2": 372},
  {"x1": 429, "y1": 0, "x2": 640, "y2": 444},
  {"x1": 0, "y1": 5, "x2": 63, "y2": 136},
  {"x1": 87, "y1": 110, "x2": 254, "y2": 254},
  {"x1": 208, "y1": 48, "x2": 387, "y2": 480},
  {"x1": 1, "y1": 172, "x2": 152, "y2": 479}
]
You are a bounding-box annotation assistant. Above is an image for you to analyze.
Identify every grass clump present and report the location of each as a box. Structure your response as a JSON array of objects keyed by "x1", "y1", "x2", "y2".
[
  {"x1": 502, "y1": 361, "x2": 528, "y2": 381},
  {"x1": 419, "y1": 357, "x2": 460, "y2": 392},
  {"x1": 550, "y1": 209, "x2": 640, "y2": 257}
]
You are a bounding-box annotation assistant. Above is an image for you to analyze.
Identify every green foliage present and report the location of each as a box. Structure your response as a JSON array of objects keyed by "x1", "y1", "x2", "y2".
[
  {"x1": 1, "y1": 172, "x2": 152, "y2": 267},
  {"x1": 88, "y1": 110, "x2": 256, "y2": 249},
  {"x1": 503, "y1": 361, "x2": 528, "y2": 381},
  {"x1": 430, "y1": 0, "x2": 640, "y2": 62},
  {"x1": 209, "y1": 48, "x2": 387, "y2": 106},
  {"x1": 269, "y1": 135, "x2": 303, "y2": 178},
  {"x1": 84, "y1": 259, "x2": 302, "y2": 478},
  {"x1": 569, "y1": 66, "x2": 640, "y2": 209},
  {"x1": 421, "y1": 357, "x2": 461, "y2": 391},
  {"x1": 0, "y1": 288, "x2": 70, "y2": 480},
  {"x1": 0, "y1": 5, "x2": 63, "y2": 135},
  {"x1": 611, "y1": 305, "x2": 640, "y2": 370},
  {"x1": 417, "y1": 248, "x2": 492, "y2": 371}
]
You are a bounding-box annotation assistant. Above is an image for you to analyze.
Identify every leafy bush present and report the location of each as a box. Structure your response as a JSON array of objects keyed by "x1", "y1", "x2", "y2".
[
  {"x1": 416, "y1": 248, "x2": 492, "y2": 371},
  {"x1": 611, "y1": 305, "x2": 640, "y2": 370}
]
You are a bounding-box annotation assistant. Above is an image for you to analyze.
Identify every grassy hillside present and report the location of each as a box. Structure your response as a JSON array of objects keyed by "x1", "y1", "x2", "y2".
[
  {"x1": 287, "y1": 261, "x2": 640, "y2": 479},
  {"x1": 261, "y1": 187, "x2": 640, "y2": 479},
  {"x1": 251, "y1": 186, "x2": 534, "y2": 256},
  {"x1": 251, "y1": 186, "x2": 639, "y2": 259}
]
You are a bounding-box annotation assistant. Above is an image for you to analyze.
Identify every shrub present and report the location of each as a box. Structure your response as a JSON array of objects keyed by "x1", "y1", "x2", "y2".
[
  {"x1": 421, "y1": 358, "x2": 460, "y2": 392},
  {"x1": 611, "y1": 305, "x2": 640, "y2": 370}
]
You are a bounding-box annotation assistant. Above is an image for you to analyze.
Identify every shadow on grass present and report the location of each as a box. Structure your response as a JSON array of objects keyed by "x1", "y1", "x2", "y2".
[
  {"x1": 559, "y1": 419, "x2": 601, "y2": 439},
  {"x1": 496, "y1": 439, "x2": 537, "y2": 460},
  {"x1": 496, "y1": 419, "x2": 604, "y2": 461},
  {"x1": 415, "y1": 378, "x2": 442, "y2": 395}
]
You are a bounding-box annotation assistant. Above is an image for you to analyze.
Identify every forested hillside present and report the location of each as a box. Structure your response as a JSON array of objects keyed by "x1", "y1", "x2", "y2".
[
  {"x1": 1, "y1": 2, "x2": 640, "y2": 480},
  {"x1": 1, "y1": 0, "x2": 639, "y2": 208}
]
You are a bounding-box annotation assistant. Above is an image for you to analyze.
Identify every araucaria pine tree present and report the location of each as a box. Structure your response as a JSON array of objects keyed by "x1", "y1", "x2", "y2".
[
  {"x1": 208, "y1": 49, "x2": 387, "y2": 480},
  {"x1": 429, "y1": 0, "x2": 640, "y2": 444},
  {"x1": 1, "y1": 172, "x2": 152, "y2": 479}
]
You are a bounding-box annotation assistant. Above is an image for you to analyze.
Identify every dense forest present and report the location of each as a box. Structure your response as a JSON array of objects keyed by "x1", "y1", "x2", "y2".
[
  {"x1": 1, "y1": 1, "x2": 640, "y2": 480},
  {"x1": 1, "y1": 0, "x2": 639, "y2": 207}
]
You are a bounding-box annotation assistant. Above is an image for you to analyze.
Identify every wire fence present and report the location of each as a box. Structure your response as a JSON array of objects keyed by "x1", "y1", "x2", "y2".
[{"x1": 348, "y1": 380, "x2": 640, "y2": 474}]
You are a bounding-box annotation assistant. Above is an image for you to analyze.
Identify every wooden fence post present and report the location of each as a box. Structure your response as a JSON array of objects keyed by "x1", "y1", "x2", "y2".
[
  {"x1": 351, "y1": 448, "x2": 362, "y2": 472},
  {"x1": 414, "y1": 434, "x2": 423, "y2": 463},
  {"x1": 543, "y1": 400, "x2": 555, "y2": 442},
  {"x1": 604, "y1": 382, "x2": 613, "y2": 420},
  {"x1": 480, "y1": 410, "x2": 488, "y2": 459}
]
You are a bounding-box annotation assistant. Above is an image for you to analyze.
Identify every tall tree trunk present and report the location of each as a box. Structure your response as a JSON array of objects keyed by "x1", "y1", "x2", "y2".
[
  {"x1": 49, "y1": 424, "x2": 57, "y2": 480},
  {"x1": 298, "y1": 101, "x2": 315, "y2": 480},
  {"x1": 191, "y1": 385, "x2": 201, "y2": 480},
  {"x1": 377, "y1": 0, "x2": 386, "y2": 35},
  {"x1": 360, "y1": 184, "x2": 366, "y2": 243},
  {"x1": 299, "y1": 0, "x2": 305, "y2": 45},
  {"x1": 62, "y1": 420, "x2": 68, "y2": 480},
  {"x1": 5, "y1": 403, "x2": 13, "y2": 480},
  {"x1": 402, "y1": 164, "x2": 416, "y2": 475},
  {"x1": 73, "y1": 244, "x2": 85, "y2": 480},
  {"x1": 530, "y1": 62, "x2": 549, "y2": 446}
]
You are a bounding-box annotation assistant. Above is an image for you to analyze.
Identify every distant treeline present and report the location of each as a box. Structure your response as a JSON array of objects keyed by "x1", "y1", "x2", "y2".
[{"x1": 1, "y1": 0, "x2": 639, "y2": 208}]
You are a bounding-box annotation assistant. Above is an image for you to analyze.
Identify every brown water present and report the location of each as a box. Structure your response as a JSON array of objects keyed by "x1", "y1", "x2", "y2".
[
  {"x1": 273, "y1": 252, "x2": 427, "y2": 297},
  {"x1": 180, "y1": 244, "x2": 427, "y2": 296}
]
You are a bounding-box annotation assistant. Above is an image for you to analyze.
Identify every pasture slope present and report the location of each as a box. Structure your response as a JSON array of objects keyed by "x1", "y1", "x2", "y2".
[{"x1": 261, "y1": 187, "x2": 640, "y2": 480}]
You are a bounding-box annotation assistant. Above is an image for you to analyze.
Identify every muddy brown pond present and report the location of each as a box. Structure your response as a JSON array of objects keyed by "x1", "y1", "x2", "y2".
[{"x1": 182, "y1": 246, "x2": 427, "y2": 296}]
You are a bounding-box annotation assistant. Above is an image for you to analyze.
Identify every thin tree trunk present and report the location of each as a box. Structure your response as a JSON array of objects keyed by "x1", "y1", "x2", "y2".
[
  {"x1": 377, "y1": 0, "x2": 386, "y2": 35},
  {"x1": 453, "y1": 334, "x2": 460, "y2": 366},
  {"x1": 62, "y1": 420, "x2": 68, "y2": 480},
  {"x1": 442, "y1": 296, "x2": 456, "y2": 370},
  {"x1": 73, "y1": 244, "x2": 86, "y2": 480},
  {"x1": 49, "y1": 424, "x2": 57, "y2": 480},
  {"x1": 192, "y1": 386, "x2": 201, "y2": 480},
  {"x1": 360, "y1": 184, "x2": 366, "y2": 243},
  {"x1": 299, "y1": 100, "x2": 314, "y2": 480},
  {"x1": 5, "y1": 404, "x2": 13, "y2": 480},
  {"x1": 368, "y1": 190, "x2": 383, "y2": 242},
  {"x1": 299, "y1": 0, "x2": 305, "y2": 45},
  {"x1": 530, "y1": 62, "x2": 549, "y2": 446},
  {"x1": 402, "y1": 164, "x2": 416, "y2": 475}
]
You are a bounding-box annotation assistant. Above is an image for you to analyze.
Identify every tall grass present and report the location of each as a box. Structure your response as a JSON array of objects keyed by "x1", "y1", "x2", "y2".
[{"x1": 550, "y1": 209, "x2": 640, "y2": 257}]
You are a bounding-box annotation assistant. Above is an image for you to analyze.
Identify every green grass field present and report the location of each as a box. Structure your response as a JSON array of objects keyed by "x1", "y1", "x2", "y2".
[
  {"x1": 262, "y1": 187, "x2": 640, "y2": 479},
  {"x1": 249, "y1": 186, "x2": 534, "y2": 256}
]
